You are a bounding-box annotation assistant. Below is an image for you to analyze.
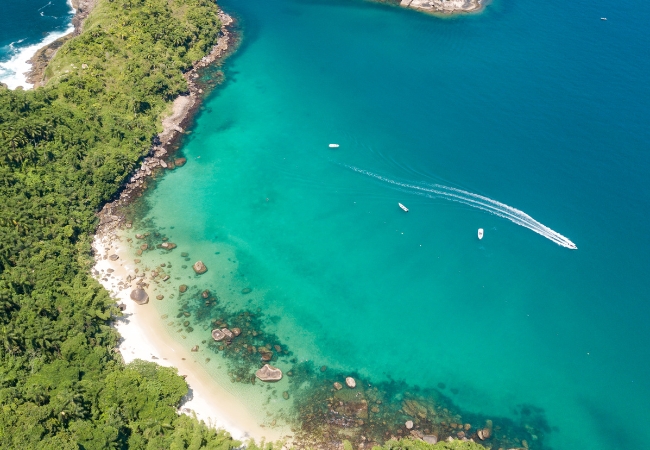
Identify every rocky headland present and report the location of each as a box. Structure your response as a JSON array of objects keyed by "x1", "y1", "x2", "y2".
[{"x1": 399, "y1": 0, "x2": 483, "y2": 15}]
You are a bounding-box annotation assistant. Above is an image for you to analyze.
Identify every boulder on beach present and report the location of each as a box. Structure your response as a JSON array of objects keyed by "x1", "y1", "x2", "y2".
[
  {"x1": 345, "y1": 377, "x2": 356, "y2": 388},
  {"x1": 193, "y1": 261, "x2": 207, "y2": 274},
  {"x1": 109, "y1": 254, "x2": 119, "y2": 261},
  {"x1": 423, "y1": 435, "x2": 438, "y2": 445},
  {"x1": 130, "y1": 289, "x2": 149, "y2": 305},
  {"x1": 255, "y1": 364, "x2": 282, "y2": 382}
]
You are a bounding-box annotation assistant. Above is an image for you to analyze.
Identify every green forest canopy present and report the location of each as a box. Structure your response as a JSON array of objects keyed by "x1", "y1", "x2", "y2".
[{"x1": 0, "y1": 0, "x2": 485, "y2": 448}]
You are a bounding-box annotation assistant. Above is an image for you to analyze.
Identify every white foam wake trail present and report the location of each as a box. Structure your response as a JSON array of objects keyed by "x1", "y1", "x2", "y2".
[
  {"x1": 348, "y1": 166, "x2": 577, "y2": 249},
  {"x1": 0, "y1": 2, "x2": 75, "y2": 90}
]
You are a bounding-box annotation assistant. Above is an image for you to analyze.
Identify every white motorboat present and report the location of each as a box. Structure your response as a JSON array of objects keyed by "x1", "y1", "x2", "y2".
[
  {"x1": 601, "y1": 17, "x2": 607, "y2": 20},
  {"x1": 329, "y1": 144, "x2": 340, "y2": 148},
  {"x1": 398, "y1": 203, "x2": 409, "y2": 212},
  {"x1": 478, "y1": 228, "x2": 484, "y2": 240}
]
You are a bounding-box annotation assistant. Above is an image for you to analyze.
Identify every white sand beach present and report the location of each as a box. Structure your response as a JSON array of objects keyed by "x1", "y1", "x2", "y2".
[{"x1": 93, "y1": 233, "x2": 289, "y2": 445}]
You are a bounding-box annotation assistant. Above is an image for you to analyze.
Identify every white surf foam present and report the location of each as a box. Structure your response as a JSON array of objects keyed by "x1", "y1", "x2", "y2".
[
  {"x1": 0, "y1": 2, "x2": 75, "y2": 90},
  {"x1": 348, "y1": 166, "x2": 577, "y2": 249}
]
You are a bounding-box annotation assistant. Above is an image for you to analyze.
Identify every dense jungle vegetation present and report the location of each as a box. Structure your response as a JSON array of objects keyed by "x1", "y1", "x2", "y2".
[{"x1": 0, "y1": 0, "x2": 486, "y2": 448}]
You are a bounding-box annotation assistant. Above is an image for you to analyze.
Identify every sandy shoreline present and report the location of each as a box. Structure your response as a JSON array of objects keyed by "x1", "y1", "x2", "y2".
[{"x1": 93, "y1": 233, "x2": 288, "y2": 444}]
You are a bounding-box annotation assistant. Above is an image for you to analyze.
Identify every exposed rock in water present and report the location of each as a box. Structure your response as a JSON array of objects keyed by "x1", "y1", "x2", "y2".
[
  {"x1": 130, "y1": 289, "x2": 149, "y2": 305},
  {"x1": 191, "y1": 345, "x2": 199, "y2": 352},
  {"x1": 193, "y1": 261, "x2": 207, "y2": 274},
  {"x1": 477, "y1": 428, "x2": 491, "y2": 440},
  {"x1": 202, "y1": 290, "x2": 210, "y2": 298},
  {"x1": 255, "y1": 364, "x2": 282, "y2": 382},
  {"x1": 241, "y1": 287, "x2": 252, "y2": 294},
  {"x1": 405, "y1": 420, "x2": 414, "y2": 430},
  {"x1": 140, "y1": 244, "x2": 148, "y2": 250},
  {"x1": 179, "y1": 285, "x2": 188, "y2": 293},
  {"x1": 212, "y1": 329, "x2": 226, "y2": 341},
  {"x1": 346, "y1": 377, "x2": 356, "y2": 388},
  {"x1": 231, "y1": 327, "x2": 241, "y2": 336},
  {"x1": 162, "y1": 275, "x2": 170, "y2": 281},
  {"x1": 221, "y1": 328, "x2": 234, "y2": 339},
  {"x1": 109, "y1": 254, "x2": 119, "y2": 261},
  {"x1": 156, "y1": 295, "x2": 164, "y2": 300},
  {"x1": 161, "y1": 242, "x2": 177, "y2": 250},
  {"x1": 175, "y1": 157, "x2": 187, "y2": 167}
]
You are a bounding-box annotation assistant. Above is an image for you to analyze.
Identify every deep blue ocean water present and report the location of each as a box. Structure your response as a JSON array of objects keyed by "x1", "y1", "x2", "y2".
[
  {"x1": 0, "y1": 0, "x2": 74, "y2": 88},
  {"x1": 6, "y1": 0, "x2": 650, "y2": 448}
]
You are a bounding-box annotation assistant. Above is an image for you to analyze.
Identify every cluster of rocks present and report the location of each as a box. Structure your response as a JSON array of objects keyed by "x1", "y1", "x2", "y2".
[{"x1": 400, "y1": 0, "x2": 482, "y2": 14}]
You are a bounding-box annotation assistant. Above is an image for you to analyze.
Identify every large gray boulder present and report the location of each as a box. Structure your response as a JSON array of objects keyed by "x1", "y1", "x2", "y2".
[{"x1": 130, "y1": 289, "x2": 149, "y2": 305}]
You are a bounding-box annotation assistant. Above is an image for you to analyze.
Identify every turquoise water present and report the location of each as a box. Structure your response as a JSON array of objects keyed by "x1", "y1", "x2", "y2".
[{"x1": 135, "y1": 0, "x2": 650, "y2": 448}]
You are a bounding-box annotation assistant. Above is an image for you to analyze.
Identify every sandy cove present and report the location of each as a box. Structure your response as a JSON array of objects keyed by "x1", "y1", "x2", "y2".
[
  {"x1": 92, "y1": 232, "x2": 289, "y2": 444},
  {"x1": 88, "y1": 8, "x2": 293, "y2": 447}
]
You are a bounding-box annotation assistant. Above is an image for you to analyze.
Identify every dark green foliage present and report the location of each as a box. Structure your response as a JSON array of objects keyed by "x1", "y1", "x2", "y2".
[{"x1": 0, "y1": 0, "x2": 241, "y2": 448}]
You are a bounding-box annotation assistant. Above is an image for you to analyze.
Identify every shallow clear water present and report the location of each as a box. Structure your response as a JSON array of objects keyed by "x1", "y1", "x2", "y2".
[{"x1": 11, "y1": 0, "x2": 650, "y2": 447}]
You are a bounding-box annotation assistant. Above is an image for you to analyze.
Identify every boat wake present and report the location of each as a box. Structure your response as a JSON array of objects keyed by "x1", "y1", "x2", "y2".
[{"x1": 346, "y1": 166, "x2": 577, "y2": 249}]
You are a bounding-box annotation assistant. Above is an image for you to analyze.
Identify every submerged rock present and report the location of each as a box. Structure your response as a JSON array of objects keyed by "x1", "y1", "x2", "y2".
[
  {"x1": 255, "y1": 364, "x2": 282, "y2": 382},
  {"x1": 283, "y1": 391, "x2": 289, "y2": 400},
  {"x1": 241, "y1": 287, "x2": 252, "y2": 294},
  {"x1": 193, "y1": 261, "x2": 207, "y2": 274},
  {"x1": 175, "y1": 157, "x2": 187, "y2": 167},
  {"x1": 179, "y1": 285, "x2": 188, "y2": 293},
  {"x1": 231, "y1": 327, "x2": 241, "y2": 336},
  {"x1": 156, "y1": 295, "x2": 164, "y2": 300},
  {"x1": 202, "y1": 290, "x2": 210, "y2": 298},
  {"x1": 346, "y1": 377, "x2": 356, "y2": 388},
  {"x1": 333, "y1": 382, "x2": 343, "y2": 390},
  {"x1": 130, "y1": 289, "x2": 149, "y2": 305}
]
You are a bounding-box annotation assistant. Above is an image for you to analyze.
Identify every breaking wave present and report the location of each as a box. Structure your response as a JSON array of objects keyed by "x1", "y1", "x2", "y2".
[{"x1": 347, "y1": 166, "x2": 577, "y2": 249}]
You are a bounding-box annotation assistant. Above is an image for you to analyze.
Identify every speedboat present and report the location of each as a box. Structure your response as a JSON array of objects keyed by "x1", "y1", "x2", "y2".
[
  {"x1": 329, "y1": 144, "x2": 340, "y2": 148},
  {"x1": 601, "y1": 17, "x2": 607, "y2": 20},
  {"x1": 478, "y1": 228, "x2": 484, "y2": 239},
  {"x1": 398, "y1": 203, "x2": 409, "y2": 212}
]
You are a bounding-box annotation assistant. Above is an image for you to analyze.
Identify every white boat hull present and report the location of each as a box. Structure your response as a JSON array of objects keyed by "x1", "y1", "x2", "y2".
[
  {"x1": 398, "y1": 203, "x2": 408, "y2": 212},
  {"x1": 478, "y1": 228, "x2": 484, "y2": 239}
]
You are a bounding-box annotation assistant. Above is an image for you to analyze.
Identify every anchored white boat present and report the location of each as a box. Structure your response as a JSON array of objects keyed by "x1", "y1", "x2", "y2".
[
  {"x1": 329, "y1": 143, "x2": 339, "y2": 148},
  {"x1": 601, "y1": 17, "x2": 607, "y2": 20},
  {"x1": 398, "y1": 203, "x2": 409, "y2": 212},
  {"x1": 478, "y1": 228, "x2": 484, "y2": 240}
]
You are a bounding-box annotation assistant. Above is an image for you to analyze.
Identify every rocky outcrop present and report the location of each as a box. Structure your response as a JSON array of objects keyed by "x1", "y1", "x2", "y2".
[
  {"x1": 255, "y1": 364, "x2": 282, "y2": 382},
  {"x1": 346, "y1": 377, "x2": 356, "y2": 388},
  {"x1": 400, "y1": 0, "x2": 482, "y2": 14},
  {"x1": 193, "y1": 261, "x2": 207, "y2": 274}
]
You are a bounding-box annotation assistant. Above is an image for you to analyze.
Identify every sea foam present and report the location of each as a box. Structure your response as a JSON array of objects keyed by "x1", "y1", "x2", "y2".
[
  {"x1": 347, "y1": 166, "x2": 578, "y2": 249},
  {"x1": 0, "y1": 1, "x2": 75, "y2": 90}
]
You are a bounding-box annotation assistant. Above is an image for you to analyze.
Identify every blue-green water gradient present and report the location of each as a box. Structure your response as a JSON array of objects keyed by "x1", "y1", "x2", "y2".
[{"x1": 146, "y1": 0, "x2": 648, "y2": 448}]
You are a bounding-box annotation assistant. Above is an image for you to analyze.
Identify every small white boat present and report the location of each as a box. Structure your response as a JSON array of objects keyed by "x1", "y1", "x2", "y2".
[
  {"x1": 398, "y1": 203, "x2": 409, "y2": 212},
  {"x1": 329, "y1": 143, "x2": 340, "y2": 148},
  {"x1": 601, "y1": 17, "x2": 607, "y2": 20},
  {"x1": 478, "y1": 228, "x2": 484, "y2": 240}
]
